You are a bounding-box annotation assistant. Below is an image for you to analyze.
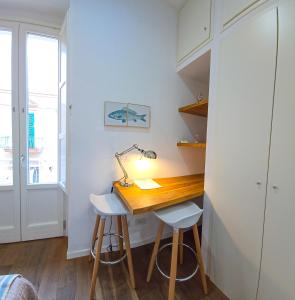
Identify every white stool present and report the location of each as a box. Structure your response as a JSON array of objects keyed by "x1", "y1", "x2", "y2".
[
  {"x1": 89, "y1": 193, "x2": 135, "y2": 299},
  {"x1": 146, "y1": 201, "x2": 208, "y2": 300}
]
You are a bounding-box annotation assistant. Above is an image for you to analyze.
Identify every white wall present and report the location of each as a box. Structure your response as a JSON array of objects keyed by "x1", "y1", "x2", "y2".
[{"x1": 67, "y1": 0, "x2": 207, "y2": 258}]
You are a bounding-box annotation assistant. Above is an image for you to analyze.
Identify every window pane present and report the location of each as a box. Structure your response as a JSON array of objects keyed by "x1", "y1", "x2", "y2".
[
  {"x1": 0, "y1": 30, "x2": 13, "y2": 186},
  {"x1": 59, "y1": 83, "x2": 67, "y2": 186},
  {"x1": 27, "y1": 34, "x2": 58, "y2": 184}
]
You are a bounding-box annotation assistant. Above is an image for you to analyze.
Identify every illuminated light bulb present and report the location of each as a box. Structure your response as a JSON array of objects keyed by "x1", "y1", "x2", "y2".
[{"x1": 135, "y1": 159, "x2": 150, "y2": 171}]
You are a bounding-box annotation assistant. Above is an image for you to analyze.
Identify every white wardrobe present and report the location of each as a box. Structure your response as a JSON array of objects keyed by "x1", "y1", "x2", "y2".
[
  {"x1": 257, "y1": 1, "x2": 295, "y2": 299},
  {"x1": 209, "y1": 1, "x2": 295, "y2": 299}
]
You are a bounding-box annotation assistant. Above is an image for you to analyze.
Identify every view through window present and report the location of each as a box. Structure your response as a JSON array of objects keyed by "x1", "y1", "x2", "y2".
[
  {"x1": 0, "y1": 30, "x2": 13, "y2": 186},
  {"x1": 27, "y1": 33, "x2": 59, "y2": 184}
]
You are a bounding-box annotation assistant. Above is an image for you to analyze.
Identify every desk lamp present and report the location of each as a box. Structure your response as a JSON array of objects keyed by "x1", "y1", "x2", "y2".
[{"x1": 115, "y1": 144, "x2": 157, "y2": 187}]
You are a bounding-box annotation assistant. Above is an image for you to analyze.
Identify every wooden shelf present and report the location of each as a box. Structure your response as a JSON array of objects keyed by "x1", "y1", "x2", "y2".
[
  {"x1": 178, "y1": 99, "x2": 208, "y2": 117},
  {"x1": 177, "y1": 142, "x2": 206, "y2": 148}
]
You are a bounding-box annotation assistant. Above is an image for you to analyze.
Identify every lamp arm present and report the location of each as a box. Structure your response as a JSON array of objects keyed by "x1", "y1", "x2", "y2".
[
  {"x1": 115, "y1": 144, "x2": 146, "y2": 186},
  {"x1": 116, "y1": 144, "x2": 140, "y2": 157},
  {"x1": 115, "y1": 153, "x2": 129, "y2": 180}
]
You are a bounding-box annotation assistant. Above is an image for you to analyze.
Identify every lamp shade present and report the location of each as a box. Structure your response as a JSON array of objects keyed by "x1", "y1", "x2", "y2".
[{"x1": 143, "y1": 150, "x2": 157, "y2": 159}]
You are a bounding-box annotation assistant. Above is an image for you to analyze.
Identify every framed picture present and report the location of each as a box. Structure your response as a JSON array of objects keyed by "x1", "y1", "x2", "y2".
[
  {"x1": 104, "y1": 101, "x2": 150, "y2": 128},
  {"x1": 104, "y1": 101, "x2": 128, "y2": 127},
  {"x1": 127, "y1": 103, "x2": 150, "y2": 128}
]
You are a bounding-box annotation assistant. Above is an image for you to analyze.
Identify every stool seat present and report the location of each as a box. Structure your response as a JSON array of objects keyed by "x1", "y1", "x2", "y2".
[
  {"x1": 147, "y1": 201, "x2": 208, "y2": 300},
  {"x1": 90, "y1": 193, "x2": 128, "y2": 216},
  {"x1": 89, "y1": 193, "x2": 135, "y2": 299},
  {"x1": 154, "y1": 201, "x2": 203, "y2": 229}
]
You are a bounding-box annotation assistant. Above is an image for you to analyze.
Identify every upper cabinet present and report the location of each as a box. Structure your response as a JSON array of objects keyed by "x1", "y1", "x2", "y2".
[
  {"x1": 177, "y1": 0, "x2": 212, "y2": 62},
  {"x1": 222, "y1": 0, "x2": 267, "y2": 27}
]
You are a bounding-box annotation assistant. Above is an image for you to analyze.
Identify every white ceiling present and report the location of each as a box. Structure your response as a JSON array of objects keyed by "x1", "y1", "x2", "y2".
[
  {"x1": 0, "y1": 0, "x2": 186, "y2": 15},
  {"x1": 0, "y1": 0, "x2": 186, "y2": 26},
  {"x1": 165, "y1": 0, "x2": 187, "y2": 10},
  {"x1": 0, "y1": 0, "x2": 69, "y2": 25}
]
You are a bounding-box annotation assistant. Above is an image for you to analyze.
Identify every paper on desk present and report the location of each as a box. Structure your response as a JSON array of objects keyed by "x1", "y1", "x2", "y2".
[{"x1": 134, "y1": 179, "x2": 162, "y2": 190}]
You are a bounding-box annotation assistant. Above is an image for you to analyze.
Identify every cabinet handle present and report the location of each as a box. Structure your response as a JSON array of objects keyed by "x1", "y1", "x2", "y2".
[
  {"x1": 272, "y1": 186, "x2": 279, "y2": 190},
  {"x1": 256, "y1": 181, "x2": 262, "y2": 186}
]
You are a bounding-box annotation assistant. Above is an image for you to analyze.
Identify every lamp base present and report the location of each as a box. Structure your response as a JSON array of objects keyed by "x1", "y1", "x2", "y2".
[{"x1": 119, "y1": 179, "x2": 134, "y2": 187}]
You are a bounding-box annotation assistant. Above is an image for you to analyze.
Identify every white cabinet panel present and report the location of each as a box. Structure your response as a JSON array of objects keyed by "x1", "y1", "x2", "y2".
[
  {"x1": 222, "y1": 0, "x2": 266, "y2": 26},
  {"x1": 177, "y1": 0, "x2": 211, "y2": 62},
  {"x1": 210, "y1": 9, "x2": 277, "y2": 299},
  {"x1": 257, "y1": 1, "x2": 295, "y2": 299}
]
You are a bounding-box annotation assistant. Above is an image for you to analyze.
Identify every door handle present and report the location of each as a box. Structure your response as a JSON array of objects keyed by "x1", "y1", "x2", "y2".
[{"x1": 20, "y1": 154, "x2": 25, "y2": 164}]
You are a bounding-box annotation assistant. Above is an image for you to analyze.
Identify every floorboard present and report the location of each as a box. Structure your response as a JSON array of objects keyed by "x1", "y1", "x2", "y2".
[{"x1": 0, "y1": 233, "x2": 228, "y2": 300}]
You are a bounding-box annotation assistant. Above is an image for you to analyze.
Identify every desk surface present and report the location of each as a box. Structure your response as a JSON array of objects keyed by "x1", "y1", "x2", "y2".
[{"x1": 113, "y1": 174, "x2": 204, "y2": 215}]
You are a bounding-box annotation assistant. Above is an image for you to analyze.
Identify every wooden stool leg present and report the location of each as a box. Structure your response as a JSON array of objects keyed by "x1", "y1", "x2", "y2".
[
  {"x1": 179, "y1": 229, "x2": 184, "y2": 265},
  {"x1": 89, "y1": 215, "x2": 100, "y2": 263},
  {"x1": 89, "y1": 218, "x2": 105, "y2": 300},
  {"x1": 146, "y1": 221, "x2": 165, "y2": 282},
  {"x1": 168, "y1": 229, "x2": 179, "y2": 300},
  {"x1": 192, "y1": 224, "x2": 208, "y2": 295},
  {"x1": 116, "y1": 216, "x2": 123, "y2": 256},
  {"x1": 122, "y1": 216, "x2": 136, "y2": 289}
]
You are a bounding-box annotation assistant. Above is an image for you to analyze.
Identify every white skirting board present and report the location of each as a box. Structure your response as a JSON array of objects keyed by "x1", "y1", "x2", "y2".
[{"x1": 67, "y1": 228, "x2": 173, "y2": 260}]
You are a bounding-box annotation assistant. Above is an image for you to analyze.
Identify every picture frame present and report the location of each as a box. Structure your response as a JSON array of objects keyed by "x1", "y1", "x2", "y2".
[
  {"x1": 104, "y1": 101, "x2": 150, "y2": 128},
  {"x1": 104, "y1": 101, "x2": 128, "y2": 127}
]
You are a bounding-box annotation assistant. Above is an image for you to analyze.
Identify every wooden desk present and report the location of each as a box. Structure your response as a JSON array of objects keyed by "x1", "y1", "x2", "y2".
[{"x1": 113, "y1": 174, "x2": 204, "y2": 215}]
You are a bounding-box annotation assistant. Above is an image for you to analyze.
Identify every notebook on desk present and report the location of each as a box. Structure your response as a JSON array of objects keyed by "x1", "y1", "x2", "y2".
[{"x1": 134, "y1": 179, "x2": 162, "y2": 190}]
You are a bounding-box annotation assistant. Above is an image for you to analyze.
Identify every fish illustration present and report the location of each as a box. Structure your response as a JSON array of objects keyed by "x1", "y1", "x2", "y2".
[{"x1": 108, "y1": 107, "x2": 146, "y2": 123}]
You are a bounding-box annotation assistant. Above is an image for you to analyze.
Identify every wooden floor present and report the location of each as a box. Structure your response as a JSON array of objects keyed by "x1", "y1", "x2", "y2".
[{"x1": 0, "y1": 234, "x2": 228, "y2": 300}]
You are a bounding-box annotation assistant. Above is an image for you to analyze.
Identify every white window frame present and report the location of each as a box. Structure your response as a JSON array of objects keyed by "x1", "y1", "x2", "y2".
[{"x1": 19, "y1": 23, "x2": 60, "y2": 189}]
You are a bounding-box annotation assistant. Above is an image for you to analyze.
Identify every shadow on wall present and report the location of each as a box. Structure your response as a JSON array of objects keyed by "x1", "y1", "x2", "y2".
[
  {"x1": 177, "y1": 113, "x2": 207, "y2": 175},
  {"x1": 177, "y1": 148, "x2": 206, "y2": 175},
  {"x1": 104, "y1": 125, "x2": 150, "y2": 134},
  {"x1": 179, "y1": 113, "x2": 208, "y2": 142}
]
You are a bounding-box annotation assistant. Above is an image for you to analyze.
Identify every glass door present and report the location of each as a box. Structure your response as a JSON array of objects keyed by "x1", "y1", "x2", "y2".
[
  {"x1": 19, "y1": 24, "x2": 63, "y2": 241},
  {"x1": 0, "y1": 22, "x2": 63, "y2": 243}
]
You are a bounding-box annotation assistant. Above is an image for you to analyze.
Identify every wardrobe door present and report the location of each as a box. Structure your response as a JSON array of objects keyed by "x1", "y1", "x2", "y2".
[
  {"x1": 209, "y1": 8, "x2": 277, "y2": 300},
  {"x1": 257, "y1": 1, "x2": 295, "y2": 299},
  {"x1": 222, "y1": 0, "x2": 267, "y2": 27},
  {"x1": 177, "y1": 0, "x2": 211, "y2": 62}
]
